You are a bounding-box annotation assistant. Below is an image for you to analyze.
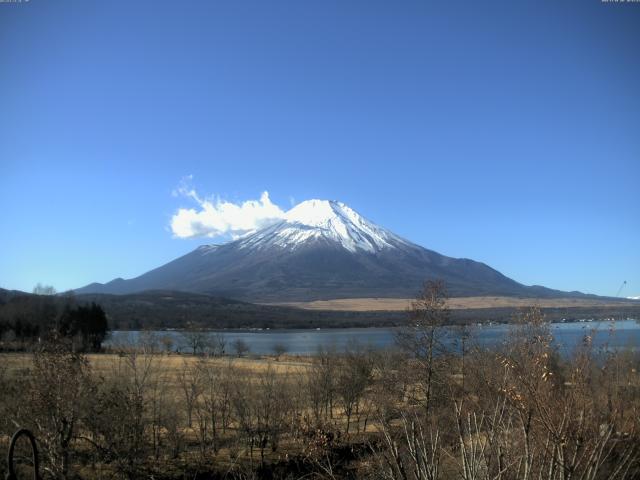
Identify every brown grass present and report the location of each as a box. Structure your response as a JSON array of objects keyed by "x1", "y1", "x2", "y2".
[
  {"x1": 1, "y1": 352, "x2": 313, "y2": 385},
  {"x1": 267, "y1": 296, "x2": 637, "y2": 311}
]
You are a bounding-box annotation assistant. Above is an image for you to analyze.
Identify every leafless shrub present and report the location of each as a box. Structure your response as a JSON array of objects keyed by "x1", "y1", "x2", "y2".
[
  {"x1": 271, "y1": 342, "x2": 288, "y2": 360},
  {"x1": 178, "y1": 359, "x2": 202, "y2": 428},
  {"x1": 82, "y1": 348, "x2": 160, "y2": 478},
  {"x1": 377, "y1": 412, "x2": 441, "y2": 480},
  {"x1": 181, "y1": 329, "x2": 208, "y2": 356},
  {"x1": 231, "y1": 366, "x2": 293, "y2": 464},
  {"x1": 26, "y1": 337, "x2": 93, "y2": 480},
  {"x1": 335, "y1": 343, "x2": 374, "y2": 434},
  {"x1": 308, "y1": 345, "x2": 338, "y2": 424},
  {"x1": 232, "y1": 338, "x2": 251, "y2": 357}
]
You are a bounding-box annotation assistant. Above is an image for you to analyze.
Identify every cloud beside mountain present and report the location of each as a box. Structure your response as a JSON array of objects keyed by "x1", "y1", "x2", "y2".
[{"x1": 171, "y1": 179, "x2": 286, "y2": 239}]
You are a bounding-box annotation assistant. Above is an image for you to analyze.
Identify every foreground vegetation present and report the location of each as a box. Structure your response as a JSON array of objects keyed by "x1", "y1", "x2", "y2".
[{"x1": 1, "y1": 282, "x2": 639, "y2": 479}]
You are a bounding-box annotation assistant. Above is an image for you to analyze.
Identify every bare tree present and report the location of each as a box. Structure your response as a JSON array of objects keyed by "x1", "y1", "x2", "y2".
[
  {"x1": 194, "y1": 358, "x2": 227, "y2": 454},
  {"x1": 181, "y1": 329, "x2": 208, "y2": 356},
  {"x1": 138, "y1": 330, "x2": 160, "y2": 353},
  {"x1": 377, "y1": 412, "x2": 441, "y2": 480},
  {"x1": 160, "y1": 334, "x2": 174, "y2": 353},
  {"x1": 27, "y1": 337, "x2": 92, "y2": 479},
  {"x1": 396, "y1": 280, "x2": 449, "y2": 414},
  {"x1": 308, "y1": 345, "x2": 338, "y2": 423},
  {"x1": 33, "y1": 283, "x2": 57, "y2": 295},
  {"x1": 83, "y1": 340, "x2": 159, "y2": 478},
  {"x1": 232, "y1": 338, "x2": 251, "y2": 357},
  {"x1": 211, "y1": 332, "x2": 227, "y2": 356},
  {"x1": 231, "y1": 366, "x2": 292, "y2": 464},
  {"x1": 218, "y1": 358, "x2": 236, "y2": 434},
  {"x1": 335, "y1": 343, "x2": 373, "y2": 434},
  {"x1": 271, "y1": 342, "x2": 288, "y2": 360},
  {"x1": 178, "y1": 360, "x2": 202, "y2": 428}
]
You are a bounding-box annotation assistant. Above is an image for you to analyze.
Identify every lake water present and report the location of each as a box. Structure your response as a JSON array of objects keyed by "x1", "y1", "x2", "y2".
[{"x1": 108, "y1": 319, "x2": 640, "y2": 356}]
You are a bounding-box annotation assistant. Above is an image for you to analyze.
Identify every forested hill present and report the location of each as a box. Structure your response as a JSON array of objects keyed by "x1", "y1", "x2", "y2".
[
  {"x1": 0, "y1": 288, "x2": 109, "y2": 351},
  {"x1": 74, "y1": 290, "x2": 403, "y2": 329}
]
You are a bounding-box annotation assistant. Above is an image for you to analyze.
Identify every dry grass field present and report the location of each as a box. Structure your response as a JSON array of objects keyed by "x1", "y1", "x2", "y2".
[
  {"x1": 270, "y1": 295, "x2": 639, "y2": 311},
  {"x1": 1, "y1": 351, "x2": 314, "y2": 379}
]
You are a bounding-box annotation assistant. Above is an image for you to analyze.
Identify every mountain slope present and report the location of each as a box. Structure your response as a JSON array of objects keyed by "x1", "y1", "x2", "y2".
[{"x1": 76, "y1": 200, "x2": 582, "y2": 301}]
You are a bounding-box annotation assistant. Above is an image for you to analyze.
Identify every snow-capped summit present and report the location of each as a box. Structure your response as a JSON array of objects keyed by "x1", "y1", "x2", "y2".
[
  {"x1": 284, "y1": 199, "x2": 358, "y2": 227},
  {"x1": 238, "y1": 199, "x2": 409, "y2": 253}
]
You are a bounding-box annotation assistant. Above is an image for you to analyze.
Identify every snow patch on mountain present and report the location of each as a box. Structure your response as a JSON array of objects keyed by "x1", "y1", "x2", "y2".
[
  {"x1": 628, "y1": 295, "x2": 640, "y2": 300},
  {"x1": 196, "y1": 244, "x2": 221, "y2": 255},
  {"x1": 236, "y1": 199, "x2": 411, "y2": 253}
]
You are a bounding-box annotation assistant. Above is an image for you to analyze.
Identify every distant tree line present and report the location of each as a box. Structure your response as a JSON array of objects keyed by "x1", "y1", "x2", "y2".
[
  {"x1": 56, "y1": 290, "x2": 640, "y2": 331},
  {"x1": 0, "y1": 285, "x2": 109, "y2": 352}
]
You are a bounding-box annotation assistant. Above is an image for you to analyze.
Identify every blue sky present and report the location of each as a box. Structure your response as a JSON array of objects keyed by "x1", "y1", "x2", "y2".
[{"x1": 1, "y1": 0, "x2": 638, "y2": 297}]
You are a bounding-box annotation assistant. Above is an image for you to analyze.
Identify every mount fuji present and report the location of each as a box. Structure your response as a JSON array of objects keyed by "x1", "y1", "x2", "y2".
[{"x1": 76, "y1": 200, "x2": 578, "y2": 301}]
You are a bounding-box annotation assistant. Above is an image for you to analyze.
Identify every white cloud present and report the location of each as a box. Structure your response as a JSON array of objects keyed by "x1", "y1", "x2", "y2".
[{"x1": 170, "y1": 179, "x2": 286, "y2": 239}]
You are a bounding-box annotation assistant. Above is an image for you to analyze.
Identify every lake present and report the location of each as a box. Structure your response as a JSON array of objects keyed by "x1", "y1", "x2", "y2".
[{"x1": 107, "y1": 319, "x2": 640, "y2": 356}]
